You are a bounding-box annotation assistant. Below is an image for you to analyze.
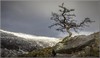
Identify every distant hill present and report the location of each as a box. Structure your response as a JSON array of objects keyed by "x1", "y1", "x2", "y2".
[{"x1": 0, "y1": 29, "x2": 60, "y2": 57}]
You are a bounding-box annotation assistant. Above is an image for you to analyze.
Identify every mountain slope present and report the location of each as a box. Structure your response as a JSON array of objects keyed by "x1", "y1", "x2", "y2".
[
  {"x1": 0, "y1": 29, "x2": 60, "y2": 57},
  {"x1": 21, "y1": 32, "x2": 100, "y2": 57}
]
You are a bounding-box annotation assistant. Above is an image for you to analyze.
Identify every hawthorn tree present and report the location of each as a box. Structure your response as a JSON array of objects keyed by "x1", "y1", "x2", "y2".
[{"x1": 49, "y1": 3, "x2": 94, "y2": 42}]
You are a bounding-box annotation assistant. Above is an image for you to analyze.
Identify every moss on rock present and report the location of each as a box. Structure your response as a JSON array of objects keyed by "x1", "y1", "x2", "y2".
[{"x1": 19, "y1": 47, "x2": 54, "y2": 57}]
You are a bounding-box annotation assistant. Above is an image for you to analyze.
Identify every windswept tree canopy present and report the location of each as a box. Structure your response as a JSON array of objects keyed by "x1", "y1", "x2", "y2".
[{"x1": 49, "y1": 3, "x2": 95, "y2": 35}]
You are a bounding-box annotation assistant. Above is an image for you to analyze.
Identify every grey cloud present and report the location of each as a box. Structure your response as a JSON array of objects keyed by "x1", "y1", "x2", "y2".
[{"x1": 1, "y1": 1, "x2": 100, "y2": 38}]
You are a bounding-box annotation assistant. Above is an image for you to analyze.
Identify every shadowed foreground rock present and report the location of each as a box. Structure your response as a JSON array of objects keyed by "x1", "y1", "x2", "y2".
[{"x1": 54, "y1": 32, "x2": 100, "y2": 57}]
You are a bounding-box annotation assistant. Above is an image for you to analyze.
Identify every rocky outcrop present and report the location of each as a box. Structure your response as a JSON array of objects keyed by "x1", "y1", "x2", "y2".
[
  {"x1": 54, "y1": 32, "x2": 100, "y2": 55},
  {"x1": 17, "y1": 32, "x2": 100, "y2": 57}
]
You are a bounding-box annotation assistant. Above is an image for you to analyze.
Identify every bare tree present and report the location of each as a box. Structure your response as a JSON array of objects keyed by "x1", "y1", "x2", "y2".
[{"x1": 49, "y1": 3, "x2": 95, "y2": 42}]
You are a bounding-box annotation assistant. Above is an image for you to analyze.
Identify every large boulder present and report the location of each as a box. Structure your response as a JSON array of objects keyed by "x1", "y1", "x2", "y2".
[{"x1": 54, "y1": 32, "x2": 100, "y2": 54}]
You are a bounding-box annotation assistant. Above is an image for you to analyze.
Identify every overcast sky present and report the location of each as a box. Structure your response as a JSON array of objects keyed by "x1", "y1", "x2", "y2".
[{"x1": 1, "y1": 1, "x2": 100, "y2": 38}]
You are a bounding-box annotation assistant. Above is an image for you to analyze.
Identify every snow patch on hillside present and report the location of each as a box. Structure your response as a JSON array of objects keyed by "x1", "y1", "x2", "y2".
[{"x1": 0, "y1": 29, "x2": 61, "y2": 47}]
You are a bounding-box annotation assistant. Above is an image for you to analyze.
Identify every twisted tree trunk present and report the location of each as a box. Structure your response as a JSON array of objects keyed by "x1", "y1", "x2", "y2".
[
  {"x1": 62, "y1": 28, "x2": 72, "y2": 43},
  {"x1": 67, "y1": 29, "x2": 72, "y2": 37}
]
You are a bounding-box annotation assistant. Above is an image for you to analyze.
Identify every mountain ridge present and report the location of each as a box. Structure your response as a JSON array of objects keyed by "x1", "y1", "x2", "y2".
[{"x1": 0, "y1": 29, "x2": 60, "y2": 57}]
